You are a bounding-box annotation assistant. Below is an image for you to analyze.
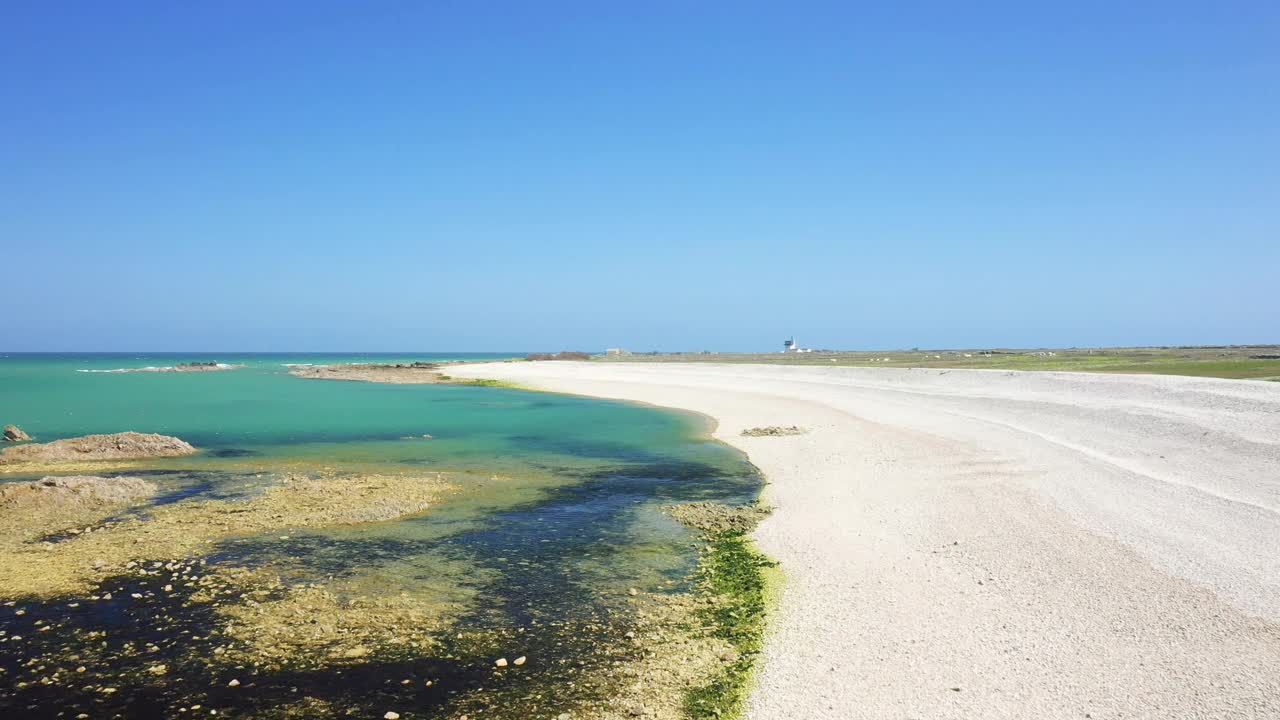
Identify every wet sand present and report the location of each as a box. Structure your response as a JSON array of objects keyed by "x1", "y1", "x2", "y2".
[{"x1": 444, "y1": 361, "x2": 1280, "y2": 719}]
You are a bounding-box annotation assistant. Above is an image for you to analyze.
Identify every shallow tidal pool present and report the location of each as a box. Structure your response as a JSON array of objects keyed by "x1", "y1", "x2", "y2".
[{"x1": 0, "y1": 354, "x2": 762, "y2": 719}]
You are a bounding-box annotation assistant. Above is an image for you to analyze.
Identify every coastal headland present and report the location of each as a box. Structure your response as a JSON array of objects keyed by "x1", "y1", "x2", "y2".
[{"x1": 444, "y1": 361, "x2": 1280, "y2": 719}]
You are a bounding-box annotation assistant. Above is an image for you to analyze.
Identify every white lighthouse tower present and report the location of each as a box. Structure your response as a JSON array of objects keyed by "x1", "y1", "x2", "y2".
[{"x1": 783, "y1": 337, "x2": 797, "y2": 352}]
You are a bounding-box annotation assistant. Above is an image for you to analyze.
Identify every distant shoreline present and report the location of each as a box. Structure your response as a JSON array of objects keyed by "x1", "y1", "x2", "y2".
[{"x1": 592, "y1": 344, "x2": 1280, "y2": 380}]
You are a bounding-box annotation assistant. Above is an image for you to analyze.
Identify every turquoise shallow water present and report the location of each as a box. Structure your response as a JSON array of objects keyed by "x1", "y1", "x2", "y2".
[{"x1": 0, "y1": 353, "x2": 761, "y2": 718}]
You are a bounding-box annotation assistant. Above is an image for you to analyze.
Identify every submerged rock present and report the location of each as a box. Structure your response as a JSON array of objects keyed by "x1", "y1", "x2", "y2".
[
  {"x1": 0, "y1": 471, "x2": 447, "y2": 598},
  {"x1": 3, "y1": 424, "x2": 31, "y2": 441},
  {"x1": 0, "y1": 431, "x2": 197, "y2": 465},
  {"x1": 667, "y1": 501, "x2": 770, "y2": 534}
]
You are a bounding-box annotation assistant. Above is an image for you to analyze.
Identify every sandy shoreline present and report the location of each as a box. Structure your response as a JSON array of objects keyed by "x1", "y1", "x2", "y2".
[{"x1": 446, "y1": 361, "x2": 1280, "y2": 719}]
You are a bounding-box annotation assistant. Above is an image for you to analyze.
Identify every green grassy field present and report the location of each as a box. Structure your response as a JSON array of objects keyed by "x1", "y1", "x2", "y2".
[{"x1": 594, "y1": 346, "x2": 1280, "y2": 380}]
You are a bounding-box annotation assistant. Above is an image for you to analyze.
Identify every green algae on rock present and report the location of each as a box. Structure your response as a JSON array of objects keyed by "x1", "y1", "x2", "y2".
[{"x1": 666, "y1": 502, "x2": 775, "y2": 720}]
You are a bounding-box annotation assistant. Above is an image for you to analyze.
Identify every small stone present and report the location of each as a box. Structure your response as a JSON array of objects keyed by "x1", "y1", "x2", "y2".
[
  {"x1": 494, "y1": 658, "x2": 508, "y2": 667},
  {"x1": 227, "y1": 679, "x2": 240, "y2": 687},
  {"x1": 513, "y1": 655, "x2": 526, "y2": 666},
  {"x1": 2, "y1": 425, "x2": 31, "y2": 442},
  {"x1": 628, "y1": 588, "x2": 638, "y2": 596},
  {"x1": 559, "y1": 714, "x2": 571, "y2": 720},
  {"x1": 383, "y1": 713, "x2": 400, "y2": 720}
]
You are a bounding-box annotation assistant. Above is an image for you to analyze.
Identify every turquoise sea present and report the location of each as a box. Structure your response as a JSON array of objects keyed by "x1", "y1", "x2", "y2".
[{"x1": 0, "y1": 353, "x2": 761, "y2": 718}]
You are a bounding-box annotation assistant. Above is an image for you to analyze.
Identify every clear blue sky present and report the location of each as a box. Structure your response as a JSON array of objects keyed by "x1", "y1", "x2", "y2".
[{"x1": 3, "y1": 2, "x2": 1277, "y2": 351}]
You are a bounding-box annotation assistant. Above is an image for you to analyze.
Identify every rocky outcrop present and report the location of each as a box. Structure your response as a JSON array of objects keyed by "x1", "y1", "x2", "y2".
[
  {"x1": 76, "y1": 362, "x2": 244, "y2": 374},
  {"x1": 740, "y1": 425, "x2": 807, "y2": 437},
  {"x1": 288, "y1": 363, "x2": 447, "y2": 384},
  {"x1": 0, "y1": 475, "x2": 157, "y2": 512},
  {"x1": 2, "y1": 425, "x2": 31, "y2": 442},
  {"x1": 0, "y1": 431, "x2": 197, "y2": 465}
]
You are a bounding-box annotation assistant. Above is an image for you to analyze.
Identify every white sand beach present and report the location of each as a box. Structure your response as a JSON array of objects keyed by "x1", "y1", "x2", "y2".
[{"x1": 447, "y1": 362, "x2": 1280, "y2": 719}]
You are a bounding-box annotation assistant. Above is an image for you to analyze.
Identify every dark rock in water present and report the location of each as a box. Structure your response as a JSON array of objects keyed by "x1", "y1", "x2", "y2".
[
  {"x1": 3, "y1": 425, "x2": 31, "y2": 441},
  {"x1": 210, "y1": 447, "x2": 257, "y2": 458}
]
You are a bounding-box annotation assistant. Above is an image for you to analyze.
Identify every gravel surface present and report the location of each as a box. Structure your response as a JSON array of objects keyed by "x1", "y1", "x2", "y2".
[{"x1": 446, "y1": 362, "x2": 1280, "y2": 719}]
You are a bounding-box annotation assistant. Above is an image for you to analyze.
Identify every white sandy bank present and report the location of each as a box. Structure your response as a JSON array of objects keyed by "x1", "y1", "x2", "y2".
[{"x1": 447, "y1": 362, "x2": 1280, "y2": 719}]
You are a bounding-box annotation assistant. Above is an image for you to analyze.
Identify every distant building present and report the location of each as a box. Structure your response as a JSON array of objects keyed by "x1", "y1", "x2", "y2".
[
  {"x1": 782, "y1": 337, "x2": 814, "y2": 353},
  {"x1": 605, "y1": 348, "x2": 631, "y2": 356}
]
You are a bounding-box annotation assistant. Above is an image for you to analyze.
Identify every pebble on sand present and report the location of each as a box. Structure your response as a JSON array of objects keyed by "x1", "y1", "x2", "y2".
[
  {"x1": 383, "y1": 713, "x2": 400, "y2": 720},
  {"x1": 227, "y1": 679, "x2": 240, "y2": 687},
  {"x1": 513, "y1": 655, "x2": 526, "y2": 666},
  {"x1": 495, "y1": 657, "x2": 508, "y2": 667}
]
